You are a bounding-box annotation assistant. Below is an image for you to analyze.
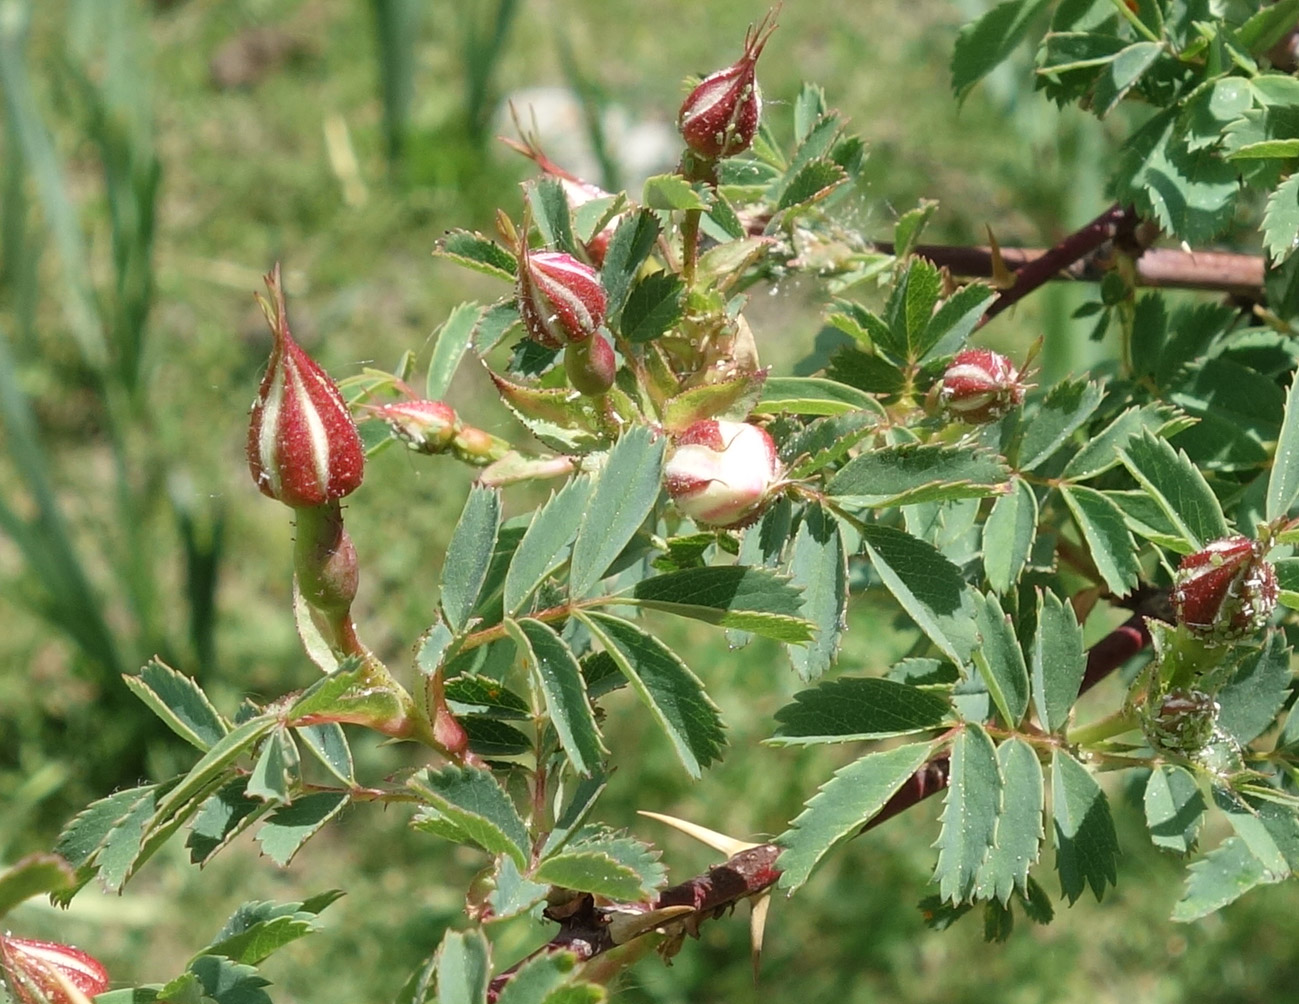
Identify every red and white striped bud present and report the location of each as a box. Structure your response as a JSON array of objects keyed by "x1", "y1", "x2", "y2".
[
  {"x1": 565, "y1": 332, "x2": 617, "y2": 396},
  {"x1": 373, "y1": 400, "x2": 459, "y2": 454},
  {"x1": 1172, "y1": 536, "x2": 1278, "y2": 641},
  {"x1": 517, "y1": 250, "x2": 607, "y2": 349},
  {"x1": 247, "y1": 265, "x2": 363, "y2": 508},
  {"x1": 1, "y1": 936, "x2": 109, "y2": 1004},
  {"x1": 664, "y1": 420, "x2": 782, "y2": 527},
  {"x1": 939, "y1": 349, "x2": 1025, "y2": 424},
  {"x1": 678, "y1": 11, "x2": 776, "y2": 159}
]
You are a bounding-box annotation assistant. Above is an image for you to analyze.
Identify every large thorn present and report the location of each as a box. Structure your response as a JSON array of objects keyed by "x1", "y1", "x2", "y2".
[
  {"x1": 638, "y1": 811, "x2": 761, "y2": 857},
  {"x1": 749, "y1": 890, "x2": 772, "y2": 984},
  {"x1": 606, "y1": 904, "x2": 696, "y2": 945}
]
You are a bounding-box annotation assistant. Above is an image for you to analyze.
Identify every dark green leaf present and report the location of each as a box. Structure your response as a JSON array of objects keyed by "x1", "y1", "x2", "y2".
[
  {"x1": 784, "y1": 411, "x2": 880, "y2": 479},
  {"x1": 570, "y1": 426, "x2": 665, "y2": 598},
  {"x1": 825, "y1": 346, "x2": 907, "y2": 395},
  {"x1": 444, "y1": 675, "x2": 531, "y2": 720},
  {"x1": 935, "y1": 725, "x2": 1001, "y2": 904},
  {"x1": 777, "y1": 741, "x2": 937, "y2": 891},
  {"x1": 1117, "y1": 431, "x2": 1230, "y2": 549},
  {"x1": 620, "y1": 272, "x2": 684, "y2": 342},
  {"x1": 1091, "y1": 42, "x2": 1163, "y2": 117},
  {"x1": 442, "y1": 486, "x2": 502, "y2": 631},
  {"x1": 255, "y1": 792, "x2": 348, "y2": 867},
  {"x1": 426, "y1": 302, "x2": 480, "y2": 401},
  {"x1": 1171, "y1": 837, "x2": 1269, "y2": 921},
  {"x1": 983, "y1": 478, "x2": 1037, "y2": 594},
  {"x1": 1171, "y1": 357, "x2": 1284, "y2": 469},
  {"x1": 775, "y1": 159, "x2": 848, "y2": 211},
  {"x1": 1106, "y1": 488, "x2": 1191, "y2": 552},
  {"x1": 754, "y1": 377, "x2": 887, "y2": 416},
  {"x1": 1268, "y1": 369, "x2": 1299, "y2": 520},
  {"x1": 1059, "y1": 484, "x2": 1141, "y2": 596},
  {"x1": 434, "y1": 231, "x2": 516, "y2": 281},
  {"x1": 527, "y1": 177, "x2": 578, "y2": 256},
  {"x1": 920, "y1": 283, "x2": 996, "y2": 361},
  {"x1": 974, "y1": 739, "x2": 1044, "y2": 903},
  {"x1": 188, "y1": 780, "x2": 270, "y2": 865},
  {"x1": 487, "y1": 856, "x2": 549, "y2": 923},
  {"x1": 768, "y1": 677, "x2": 953, "y2": 745},
  {"x1": 408, "y1": 765, "x2": 530, "y2": 868},
  {"x1": 462, "y1": 718, "x2": 533, "y2": 757},
  {"x1": 787, "y1": 504, "x2": 848, "y2": 680},
  {"x1": 156, "y1": 716, "x2": 277, "y2": 821},
  {"x1": 860, "y1": 524, "x2": 979, "y2": 665},
  {"x1": 540, "y1": 774, "x2": 609, "y2": 857},
  {"x1": 123, "y1": 658, "x2": 228, "y2": 752},
  {"x1": 55, "y1": 784, "x2": 156, "y2": 869},
  {"x1": 297, "y1": 722, "x2": 354, "y2": 785},
  {"x1": 577, "y1": 613, "x2": 724, "y2": 778},
  {"x1": 1031, "y1": 590, "x2": 1086, "y2": 734},
  {"x1": 534, "y1": 833, "x2": 665, "y2": 900},
  {"x1": 1061, "y1": 404, "x2": 1170, "y2": 480},
  {"x1": 1052, "y1": 751, "x2": 1119, "y2": 903},
  {"x1": 951, "y1": 0, "x2": 1053, "y2": 100},
  {"x1": 204, "y1": 893, "x2": 340, "y2": 966},
  {"x1": 601, "y1": 210, "x2": 660, "y2": 323},
  {"x1": 245, "y1": 728, "x2": 299, "y2": 804},
  {"x1": 894, "y1": 199, "x2": 938, "y2": 258},
  {"x1": 628, "y1": 565, "x2": 812, "y2": 642},
  {"x1": 1275, "y1": 557, "x2": 1299, "y2": 609},
  {"x1": 1237, "y1": 0, "x2": 1299, "y2": 54},
  {"x1": 510, "y1": 619, "x2": 606, "y2": 775},
  {"x1": 505, "y1": 476, "x2": 593, "y2": 615},
  {"x1": 436, "y1": 928, "x2": 491, "y2": 1004},
  {"x1": 1144, "y1": 765, "x2": 1206, "y2": 854},
  {"x1": 828, "y1": 443, "x2": 1009, "y2": 508},
  {"x1": 1217, "y1": 634, "x2": 1292, "y2": 744},
  {"x1": 971, "y1": 591, "x2": 1030, "y2": 727},
  {"x1": 1017, "y1": 380, "x2": 1104, "y2": 471},
  {"x1": 185, "y1": 956, "x2": 272, "y2": 1004}
]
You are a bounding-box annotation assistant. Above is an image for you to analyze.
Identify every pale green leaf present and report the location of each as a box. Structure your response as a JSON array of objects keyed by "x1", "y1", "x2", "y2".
[
  {"x1": 934, "y1": 724, "x2": 1001, "y2": 904},
  {"x1": 787, "y1": 504, "x2": 848, "y2": 680},
  {"x1": 1144, "y1": 765, "x2": 1206, "y2": 854},
  {"x1": 509, "y1": 619, "x2": 606, "y2": 776},
  {"x1": 627, "y1": 566, "x2": 813, "y2": 642},
  {"x1": 124, "y1": 658, "x2": 228, "y2": 752},
  {"x1": 255, "y1": 792, "x2": 348, "y2": 867},
  {"x1": 1171, "y1": 837, "x2": 1269, "y2": 921},
  {"x1": 441, "y1": 486, "x2": 502, "y2": 631},
  {"x1": 1118, "y1": 431, "x2": 1229, "y2": 550},
  {"x1": 426, "y1": 302, "x2": 480, "y2": 401},
  {"x1": 1059, "y1": 484, "x2": 1141, "y2": 596},
  {"x1": 504, "y1": 476, "x2": 593, "y2": 615},
  {"x1": 1267, "y1": 368, "x2": 1299, "y2": 520},
  {"x1": 974, "y1": 738, "x2": 1044, "y2": 903},
  {"x1": 827, "y1": 444, "x2": 1010, "y2": 509},
  {"x1": 982, "y1": 478, "x2": 1037, "y2": 594},
  {"x1": 971, "y1": 591, "x2": 1030, "y2": 727},
  {"x1": 436, "y1": 929, "x2": 491, "y2": 1004},
  {"x1": 533, "y1": 833, "x2": 665, "y2": 900},
  {"x1": 1017, "y1": 380, "x2": 1104, "y2": 471}
]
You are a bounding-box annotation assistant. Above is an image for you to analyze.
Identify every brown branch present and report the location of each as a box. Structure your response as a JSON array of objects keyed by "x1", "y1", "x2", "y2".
[
  {"x1": 876, "y1": 215, "x2": 1265, "y2": 310},
  {"x1": 486, "y1": 604, "x2": 1161, "y2": 1000}
]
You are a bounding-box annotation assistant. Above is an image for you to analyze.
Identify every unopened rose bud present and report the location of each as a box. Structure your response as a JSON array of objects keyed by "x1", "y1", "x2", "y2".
[
  {"x1": 247, "y1": 265, "x2": 364, "y2": 508},
  {"x1": 1143, "y1": 688, "x2": 1219, "y2": 754},
  {"x1": 664, "y1": 419, "x2": 782, "y2": 527},
  {"x1": 374, "y1": 400, "x2": 459, "y2": 453},
  {"x1": 565, "y1": 332, "x2": 617, "y2": 396},
  {"x1": 517, "y1": 250, "x2": 607, "y2": 349},
  {"x1": 1, "y1": 936, "x2": 109, "y2": 1004},
  {"x1": 939, "y1": 348, "x2": 1025, "y2": 424},
  {"x1": 1172, "y1": 536, "x2": 1278, "y2": 641},
  {"x1": 678, "y1": 10, "x2": 776, "y2": 160}
]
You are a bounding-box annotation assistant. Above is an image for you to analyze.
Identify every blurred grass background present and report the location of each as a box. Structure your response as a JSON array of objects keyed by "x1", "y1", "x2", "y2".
[{"x1": 0, "y1": 0, "x2": 1295, "y2": 1001}]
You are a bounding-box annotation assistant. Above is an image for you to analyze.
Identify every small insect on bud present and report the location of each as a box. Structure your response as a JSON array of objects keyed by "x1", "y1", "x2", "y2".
[
  {"x1": 565, "y1": 332, "x2": 617, "y2": 396},
  {"x1": 247, "y1": 264, "x2": 364, "y2": 508},
  {"x1": 678, "y1": 9, "x2": 777, "y2": 159},
  {"x1": 939, "y1": 348, "x2": 1025, "y2": 424},
  {"x1": 373, "y1": 400, "x2": 460, "y2": 454},
  {"x1": 663, "y1": 419, "x2": 782, "y2": 528},
  {"x1": 1172, "y1": 535, "x2": 1278, "y2": 641},
  {"x1": 1, "y1": 936, "x2": 110, "y2": 1004},
  {"x1": 517, "y1": 250, "x2": 608, "y2": 349}
]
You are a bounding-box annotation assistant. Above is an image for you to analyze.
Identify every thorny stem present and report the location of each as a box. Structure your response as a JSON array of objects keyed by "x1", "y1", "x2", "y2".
[{"x1": 484, "y1": 606, "x2": 1159, "y2": 1000}]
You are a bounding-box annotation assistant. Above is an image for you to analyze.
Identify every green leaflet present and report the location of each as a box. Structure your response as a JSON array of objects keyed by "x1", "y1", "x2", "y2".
[
  {"x1": 1059, "y1": 484, "x2": 1141, "y2": 596},
  {"x1": 425, "y1": 302, "x2": 480, "y2": 401},
  {"x1": 971, "y1": 591, "x2": 1030, "y2": 727},
  {"x1": 1171, "y1": 837, "x2": 1270, "y2": 922},
  {"x1": 441, "y1": 486, "x2": 502, "y2": 631},
  {"x1": 435, "y1": 928, "x2": 491, "y2": 1004},
  {"x1": 827, "y1": 443, "x2": 1009, "y2": 509},
  {"x1": 1118, "y1": 431, "x2": 1230, "y2": 549},
  {"x1": 124, "y1": 658, "x2": 229, "y2": 751},
  {"x1": 1144, "y1": 765, "x2": 1206, "y2": 855},
  {"x1": 1267, "y1": 367, "x2": 1299, "y2": 519},
  {"x1": 1032, "y1": 590, "x2": 1086, "y2": 734},
  {"x1": 408, "y1": 766, "x2": 530, "y2": 869},
  {"x1": 569, "y1": 426, "x2": 664, "y2": 598},
  {"x1": 533, "y1": 832, "x2": 665, "y2": 900},
  {"x1": 1052, "y1": 750, "x2": 1119, "y2": 903},
  {"x1": 982, "y1": 478, "x2": 1036, "y2": 594},
  {"x1": 768, "y1": 677, "x2": 953, "y2": 745},
  {"x1": 974, "y1": 738, "x2": 1044, "y2": 904},
  {"x1": 508, "y1": 619, "x2": 606, "y2": 776},
  {"x1": 627, "y1": 565, "x2": 813, "y2": 642},
  {"x1": 504, "y1": 475, "x2": 593, "y2": 615},
  {"x1": 777, "y1": 741, "x2": 937, "y2": 892},
  {"x1": 934, "y1": 724, "x2": 1001, "y2": 904},
  {"x1": 786, "y1": 504, "x2": 848, "y2": 680}
]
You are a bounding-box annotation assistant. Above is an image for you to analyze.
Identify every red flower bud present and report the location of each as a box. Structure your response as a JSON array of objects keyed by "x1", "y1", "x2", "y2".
[
  {"x1": 678, "y1": 10, "x2": 776, "y2": 159},
  {"x1": 565, "y1": 332, "x2": 617, "y2": 396},
  {"x1": 373, "y1": 400, "x2": 460, "y2": 454},
  {"x1": 517, "y1": 250, "x2": 607, "y2": 349},
  {"x1": 247, "y1": 265, "x2": 363, "y2": 508},
  {"x1": 1, "y1": 936, "x2": 109, "y2": 1004},
  {"x1": 1172, "y1": 536, "x2": 1278, "y2": 640},
  {"x1": 939, "y1": 349, "x2": 1025, "y2": 424},
  {"x1": 664, "y1": 420, "x2": 782, "y2": 527}
]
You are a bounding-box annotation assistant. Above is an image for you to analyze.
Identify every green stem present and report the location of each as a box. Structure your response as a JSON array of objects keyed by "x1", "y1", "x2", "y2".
[
  {"x1": 1106, "y1": 0, "x2": 1162, "y2": 44},
  {"x1": 1069, "y1": 706, "x2": 1142, "y2": 746},
  {"x1": 682, "y1": 208, "x2": 702, "y2": 287}
]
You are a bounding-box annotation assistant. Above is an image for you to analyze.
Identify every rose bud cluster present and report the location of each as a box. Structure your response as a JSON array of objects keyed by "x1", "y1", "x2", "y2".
[
  {"x1": 516, "y1": 250, "x2": 608, "y2": 350},
  {"x1": 678, "y1": 10, "x2": 777, "y2": 160},
  {"x1": 1172, "y1": 535, "x2": 1278, "y2": 641},
  {"x1": 1, "y1": 936, "x2": 109, "y2": 1004},
  {"x1": 938, "y1": 348, "x2": 1025, "y2": 424},
  {"x1": 664, "y1": 419, "x2": 782, "y2": 528},
  {"x1": 247, "y1": 265, "x2": 364, "y2": 508}
]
